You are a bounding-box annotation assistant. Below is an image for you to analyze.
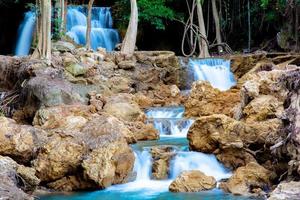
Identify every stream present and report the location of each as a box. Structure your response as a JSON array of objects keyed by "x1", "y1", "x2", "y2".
[{"x1": 40, "y1": 106, "x2": 260, "y2": 200}]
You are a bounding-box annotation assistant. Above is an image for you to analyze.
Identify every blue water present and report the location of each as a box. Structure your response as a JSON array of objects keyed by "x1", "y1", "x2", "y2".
[
  {"x1": 40, "y1": 189, "x2": 258, "y2": 200},
  {"x1": 39, "y1": 106, "x2": 258, "y2": 200}
]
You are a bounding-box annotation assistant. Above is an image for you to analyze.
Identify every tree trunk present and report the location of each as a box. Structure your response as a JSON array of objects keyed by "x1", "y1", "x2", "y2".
[
  {"x1": 247, "y1": 0, "x2": 251, "y2": 52},
  {"x1": 60, "y1": 0, "x2": 65, "y2": 33},
  {"x1": 196, "y1": 0, "x2": 210, "y2": 58},
  {"x1": 212, "y1": 0, "x2": 223, "y2": 53},
  {"x1": 32, "y1": 0, "x2": 52, "y2": 63},
  {"x1": 121, "y1": 0, "x2": 138, "y2": 55},
  {"x1": 64, "y1": 0, "x2": 68, "y2": 31},
  {"x1": 86, "y1": 0, "x2": 95, "y2": 50}
]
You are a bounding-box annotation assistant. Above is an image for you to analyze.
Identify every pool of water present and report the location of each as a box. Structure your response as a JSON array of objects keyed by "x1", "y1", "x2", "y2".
[{"x1": 40, "y1": 189, "x2": 259, "y2": 200}]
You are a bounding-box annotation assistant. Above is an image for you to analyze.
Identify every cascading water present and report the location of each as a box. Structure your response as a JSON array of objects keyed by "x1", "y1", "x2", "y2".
[
  {"x1": 15, "y1": 11, "x2": 36, "y2": 56},
  {"x1": 15, "y1": 6, "x2": 119, "y2": 56},
  {"x1": 188, "y1": 58, "x2": 236, "y2": 91},
  {"x1": 66, "y1": 6, "x2": 120, "y2": 51},
  {"x1": 40, "y1": 106, "x2": 255, "y2": 200},
  {"x1": 145, "y1": 107, "x2": 194, "y2": 137}
]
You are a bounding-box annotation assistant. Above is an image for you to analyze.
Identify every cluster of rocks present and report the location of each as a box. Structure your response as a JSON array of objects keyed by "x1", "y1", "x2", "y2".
[
  {"x1": 1, "y1": 42, "x2": 300, "y2": 199},
  {"x1": 0, "y1": 42, "x2": 189, "y2": 198},
  {"x1": 184, "y1": 54, "x2": 300, "y2": 198}
]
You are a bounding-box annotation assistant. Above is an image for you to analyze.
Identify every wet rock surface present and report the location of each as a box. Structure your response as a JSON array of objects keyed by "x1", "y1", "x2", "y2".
[
  {"x1": 220, "y1": 162, "x2": 272, "y2": 196},
  {"x1": 268, "y1": 181, "x2": 300, "y2": 200},
  {"x1": 169, "y1": 170, "x2": 217, "y2": 192},
  {"x1": 1, "y1": 50, "x2": 300, "y2": 198}
]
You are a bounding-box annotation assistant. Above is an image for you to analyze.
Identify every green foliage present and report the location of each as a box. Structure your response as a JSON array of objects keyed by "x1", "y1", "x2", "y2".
[{"x1": 113, "y1": 0, "x2": 179, "y2": 30}]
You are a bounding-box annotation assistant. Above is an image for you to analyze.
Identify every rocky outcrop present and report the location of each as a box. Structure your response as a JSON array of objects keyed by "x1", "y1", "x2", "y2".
[
  {"x1": 81, "y1": 113, "x2": 136, "y2": 144},
  {"x1": 0, "y1": 117, "x2": 48, "y2": 163},
  {"x1": 0, "y1": 156, "x2": 36, "y2": 200},
  {"x1": 103, "y1": 93, "x2": 145, "y2": 122},
  {"x1": 33, "y1": 134, "x2": 85, "y2": 182},
  {"x1": 188, "y1": 115, "x2": 280, "y2": 153},
  {"x1": 82, "y1": 134, "x2": 135, "y2": 188},
  {"x1": 169, "y1": 170, "x2": 217, "y2": 192},
  {"x1": 47, "y1": 176, "x2": 95, "y2": 192},
  {"x1": 151, "y1": 146, "x2": 175, "y2": 180},
  {"x1": 268, "y1": 181, "x2": 300, "y2": 200},
  {"x1": 33, "y1": 104, "x2": 93, "y2": 131},
  {"x1": 221, "y1": 162, "x2": 272, "y2": 196},
  {"x1": 185, "y1": 82, "x2": 240, "y2": 118}
]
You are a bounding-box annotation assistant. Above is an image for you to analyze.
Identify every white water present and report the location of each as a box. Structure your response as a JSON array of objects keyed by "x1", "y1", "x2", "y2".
[
  {"x1": 145, "y1": 107, "x2": 194, "y2": 137},
  {"x1": 15, "y1": 6, "x2": 119, "y2": 56},
  {"x1": 108, "y1": 106, "x2": 231, "y2": 194},
  {"x1": 15, "y1": 11, "x2": 36, "y2": 56},
  {"x1": 189, "y1": 58, "x2": 236, "y2": 91},
  {"x1": 66, "y1": 6, "x2": 119, "y2": 51}
]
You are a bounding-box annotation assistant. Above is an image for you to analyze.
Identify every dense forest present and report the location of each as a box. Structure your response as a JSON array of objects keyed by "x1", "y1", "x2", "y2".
[{"x1": 0, "y1": 0, "x2": 300, "y2": 55}]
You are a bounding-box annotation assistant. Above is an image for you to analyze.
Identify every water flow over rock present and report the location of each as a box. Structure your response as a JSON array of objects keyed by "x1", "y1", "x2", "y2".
[
  {"x1": 189, "y1": 58, "x2": 236, "y2": 91},
  {"x1": 15, "y1": 11, "x2": 36, "y2": 56},
  {"x1": 66, "y1": 6, "x2": 119, "y2": 51}
]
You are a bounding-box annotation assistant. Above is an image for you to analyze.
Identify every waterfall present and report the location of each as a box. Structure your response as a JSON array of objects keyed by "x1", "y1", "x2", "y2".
[
  {"x1": 15, "y1": 11, "x2": 36, "y2": 56},
  {"x1": 171, "y1": 152, "x2": 232, "y2": 181},
  {"x1": 145, "y1": 107, "x2": 194, "y2": 137},
  {"x1": 15, "y1": 6, "x2": 119, "y2": 56},
  {"x1": 189, "y1": 58, "x2": 236, "y2": 91},
  {"x1": 66, "y1": 6, "x2": 120, "y2": 51}
]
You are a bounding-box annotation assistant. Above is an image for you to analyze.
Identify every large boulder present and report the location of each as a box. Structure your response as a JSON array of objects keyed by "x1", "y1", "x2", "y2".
[
  {"x1": 125, "y1": 121, "x2": 159, "y2": 141},
  {"x1": 221, "y1": 162, "x2": 272, "y2": 196},
  {"x1": 268, "y1": 181, "x2": 300, "y2": 200},
  {"x1": 189, "y1": 114, "x2": 282, "y2": 151},
  {"x1": 188, "y1": 114, "x2": 281, "y2": 169},
  {"x1": 47, "y1": 176, "x2": 95, "y2": 192},
  {"x1": 0, "y1": 117, "x2": 48, "y2": 163},
  {"x1": 0, "y1": 156, "x2": 34, "y2": 200},
  {"x1": 185, "y1": 82, "x2": 240, "y2": 118},
  {"x1": 33, "y1": 134, "x2": 85, "y2": 182},
  {"x1": 33, "y1": 104, "x2": 93, "y2": 131},
  {"x1": 169, "y1": 170, "x2": 217, "y2": 192},
  {"x1": 103, "y1": 93, "x2": 145, "y2": 122},
  {"x1": 82, "y1": 134, "x2": 135, "y2": 188},
  {"x1": 81, "y1": 113, "x2": 136, "y2": 144},
  {"x1": 151, "y1": 146, "x2": 175, "y2": 180}
]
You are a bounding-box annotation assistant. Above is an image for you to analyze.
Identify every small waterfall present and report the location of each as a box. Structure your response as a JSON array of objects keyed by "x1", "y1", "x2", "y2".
[
  {"x1": 66, "y1": 6, "x2": 120, "y2": 51},
  {"x1": 15, "y1": 11, "x2": 36, "y2": 56},
  {"x1": 145, "y1": 107, "x2": 194, "y2": 137},
  {"x1": 171, "y1": 152, "x2": 232, "y2": 181},
  {"x1": 134, "y1": 150, "x2": 152, "y2": 181},
  {"x1": 189, "y1": 58, "x2": 236, "y2": 91}
]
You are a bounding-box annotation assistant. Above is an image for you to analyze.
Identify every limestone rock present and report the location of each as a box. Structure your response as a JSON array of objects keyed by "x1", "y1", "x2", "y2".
[
  {"x1": 0, "y1": 117, "x2": 48, "y2": 163},
  {"x1": 125, "y1": 121, "x2": 159, "y2": 141},
  {"x1": 185, "y1": 81, "x2": 240, "y2": 118},
  {"x1": 268, "y1": 181, "x2": 300, "y2": 200},
  {"x1": 17, "y1": 165, "x2": 40, "y2": 187},
  {"x1": 151, "y1": 146, "x2": 175, "y2": 180},
  {"x1": 33, "y1": 105, "x2": 93, "y2": 132},
  {"x1": 169, "y1": 170, "x2": 217, "y2": 192},
  {"x1": 221, "y1": 162, "x2": 272, "y2": 196},
  {"x1": 189, "y1": 114, "x2": 282, "y2": 152},
  {"x1": 52, "y1": 41, "x2": 76, "y2": 52},
  {"x1": 33, "y1": 135, "x2": 85, "y2": 182},
  {"x1": 243, "y1": 95, "x2": 283, "y2": 122},
  {"x1": 118, "y1": 60, "x2": 136, "y2": 70},
  {"x1": 81, "y1": 113, "x2": 136, "y2": 144},
  {"x1": 47, "y1": 176, "x2": 95, "y2": 192},
  {"x1": 103, "y1": 94, "x2": 144, "y2": 122},
  {"x1": 65, "y1": 62, "x2": 88, "y2": 77},
  {"x1": 82, "y1": 135, "x2": 135, "y2": 188},
  {"x1": 0, "y1": 156, "x2": 33, "y2": 200}
]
